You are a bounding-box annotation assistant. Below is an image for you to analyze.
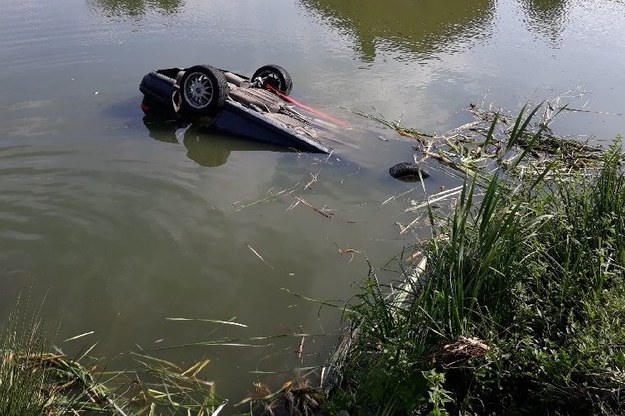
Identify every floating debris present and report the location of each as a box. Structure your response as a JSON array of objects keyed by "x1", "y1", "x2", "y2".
[{"x1": 388, "y1": 161, "x2": 430, "y2": 182}]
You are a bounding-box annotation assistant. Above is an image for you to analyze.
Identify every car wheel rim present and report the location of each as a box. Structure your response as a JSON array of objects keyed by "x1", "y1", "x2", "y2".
[
  {"x1": 184, "y1": 72, "x2": 214, "y2": 109},
  {"x1": 257, "y1": 71, "x2": 282, "y2": 90}
]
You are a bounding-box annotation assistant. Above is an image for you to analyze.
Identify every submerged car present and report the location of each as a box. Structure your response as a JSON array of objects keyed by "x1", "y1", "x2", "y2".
[{"x1": 139, "y1": 64, "x2": 347, "y2": 153}]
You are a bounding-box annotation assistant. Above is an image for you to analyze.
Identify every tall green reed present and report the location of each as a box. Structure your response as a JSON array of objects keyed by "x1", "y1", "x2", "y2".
[
  {"x1": 0, "y1": 302, "x2": 51, "y2": 416},
  {"x1": 334, "y1": 104, "x2": 625, "y2": 414}
]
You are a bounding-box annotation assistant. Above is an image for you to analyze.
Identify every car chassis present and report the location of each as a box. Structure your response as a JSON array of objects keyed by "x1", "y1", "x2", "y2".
[{"x1": 139, "y1": 64, "x2": 342, "y2": 153}]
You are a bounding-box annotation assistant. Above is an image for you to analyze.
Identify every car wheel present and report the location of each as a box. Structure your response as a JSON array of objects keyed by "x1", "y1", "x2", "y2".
[
  {"x1": 179, "y1": 65, "x2": 228, "y2": 115},
  {"x1": 252, "y1": 64, "x2": 293, "y2": 95}
]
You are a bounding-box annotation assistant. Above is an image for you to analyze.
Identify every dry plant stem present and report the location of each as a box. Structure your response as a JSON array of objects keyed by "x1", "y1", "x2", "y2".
[
  {"x1": 363, "y1": 101, "x2": 614, "y2": 180},
  {"x1": 336, "y1": 245, "x2": 362, "y2": 264},
  {"x1": 295, "y1": 196, "x2": 335, "y2": 219},
  {"x1": 245, "y1": 243, "x2": 274, "y2": 269},
  {"x1": 379, "y1": 188, "x2": 417, "y2": 209},
  {"x1": 233, "y1": 182, "x2": 302, "y2": 211},
  {"x1": 304, "y1": 172, "x2": 320, "y2": 190},
  {"x1": 398, "y1": 213, "x2": 424, "y2": 235}
]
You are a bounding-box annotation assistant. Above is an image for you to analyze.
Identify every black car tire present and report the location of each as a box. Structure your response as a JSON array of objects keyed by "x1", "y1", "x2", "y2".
[
  {"x1": 389, "y1": 162, "x2": 430, "y2": 182},
  {"x1": 178, "y1": 65, "x2": 228, "y2": 115},
  {"x1": 252, "y1": 64, "x2": 293, "y2": 95}
]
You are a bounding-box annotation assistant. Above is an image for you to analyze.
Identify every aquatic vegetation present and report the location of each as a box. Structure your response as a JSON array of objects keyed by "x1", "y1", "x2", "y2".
[
  {"x1": 328, "y1": 106, "x2": 625, "y2": 414},
  {"x1": 237, "y1": 378, "x2": 325, "y2": 416},
  {"x1": 0, "y1": 307, "x2": 224, "y2": 416},
  {"x1": 0, "y1": 305, "x2": 52, "y2": 416}
]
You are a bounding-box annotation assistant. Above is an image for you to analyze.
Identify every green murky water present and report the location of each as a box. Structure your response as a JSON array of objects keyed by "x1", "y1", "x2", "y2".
[{"x1": 1, "y1": 0, "x2": 624, "y2": 408}]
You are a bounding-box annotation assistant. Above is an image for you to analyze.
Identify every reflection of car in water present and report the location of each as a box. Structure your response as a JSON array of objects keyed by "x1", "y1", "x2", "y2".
[
  {"x1": 142, "y1": 117, "x2": 289, "y2": 167},
  {"x1": 140, "y1": 64, "x2": 349, "y2": 154}
]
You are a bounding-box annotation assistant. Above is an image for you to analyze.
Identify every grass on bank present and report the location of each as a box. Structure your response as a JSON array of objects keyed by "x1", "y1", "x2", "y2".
[
  {"x1": 327, "y1": 105, "x2": 625, "y2": 415},
  {"x1": 0, "y1": 304, "x2": 53, "y2": 416},
  {"x1": 0, "y1": 307, "x2": 225, "y2": 416}
]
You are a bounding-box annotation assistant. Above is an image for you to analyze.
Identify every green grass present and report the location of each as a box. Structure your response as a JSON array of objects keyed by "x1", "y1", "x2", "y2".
[
  {"x1": 0, "y1": 304, "x2": 224, "y2": 416},
  {"x1": 329, "y1": 106, "x2": 625, "y2": 415},
  {"x1": 0, "y1": 305, "x2": 51, "y2": 416}
]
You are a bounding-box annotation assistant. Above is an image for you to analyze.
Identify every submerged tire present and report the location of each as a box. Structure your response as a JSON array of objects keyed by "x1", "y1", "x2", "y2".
[
  {"x1": 178, "y1": 65, "x2": 229, "y2": 116},
  {"x1": 389, "y1": 162, "x2": 430, "y2": 182},
  {"x1": 252, "y1": 64, "x2": 293, "y2": 95}
]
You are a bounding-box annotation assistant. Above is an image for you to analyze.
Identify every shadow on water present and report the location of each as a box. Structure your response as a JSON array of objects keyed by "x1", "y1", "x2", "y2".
[
  {"x1": 143, "y1": 118, "x2": 292, "y2": 167},
  {"x1": 299, "y1": 0, "x2": 496, "y2": 61},
  {"x1": 521, "y1": 0, "x2": 569, "y2": 45},
  {"x1": 88, "y1": 0, "x2": 184, "y2": 16}
]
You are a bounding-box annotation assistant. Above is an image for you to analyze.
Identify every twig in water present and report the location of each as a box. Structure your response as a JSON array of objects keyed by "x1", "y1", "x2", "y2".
[
  {"x1": 245, "y1": 243, "x2": 274, "y2": 269},
  {"x1": 304, "y1": 171, "x2": 320, "y2": 190},
  {"x1": 63, "y1": 331, "x2": 95, "y2": 343},
  {"x1": 295, "y1": 197, "x2": 335, "y2": 219},
  {"x1": 405, "y1": 186, "x2": 464, "y2": 213},
  {"x1": 379, "y1": 188, "x2": 416, "y2": 209},
  {"x1": 297, "y1": 336, "x2": 306, "y2": 362},
  {"x1": 397, "y1": 214, "x2": 424, "y2": 235},
  {"x1": 233, "y1": 182, "x2": 302, "y2": 211},
  {"x1": 285, "y1": 198, "x2": 301, "y2": 212},
  {"x1": 561, "y1": 107, "x2": 623, "y2": 116},
  {"x1": 336, "y1": 244, "x2": 362, "y2": 264}
]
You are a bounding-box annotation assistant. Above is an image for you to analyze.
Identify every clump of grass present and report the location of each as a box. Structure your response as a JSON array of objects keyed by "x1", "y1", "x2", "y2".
[
  {"x1": 0, "y1": 303, "x2": 224, "y2": 415},
  {"x1": 0, "y1": 305, "x2": 52, "y2": 416},
  {"x1": 329, "y1": 106, "x2": 625, "y2": 414},
  {"x1": 478, "y1": 141, "x2": 625, "y2": 414},
  {"x1": 237, "y1": 378, "x2": 325, "y2": 416}
]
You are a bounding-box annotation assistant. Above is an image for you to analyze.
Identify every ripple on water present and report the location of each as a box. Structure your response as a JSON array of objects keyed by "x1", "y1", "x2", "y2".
[
  {"x1": 0, "y1": 137, "x2": 222, "y2": 264},
  {"x1": 0, "y1": 0, "x2": 136, "y2": 72}
]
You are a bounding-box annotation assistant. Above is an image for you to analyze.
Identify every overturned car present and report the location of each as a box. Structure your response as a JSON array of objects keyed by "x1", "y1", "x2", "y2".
[{"x1": 139, "y1": 64, "x2": 347, "y2": 153}]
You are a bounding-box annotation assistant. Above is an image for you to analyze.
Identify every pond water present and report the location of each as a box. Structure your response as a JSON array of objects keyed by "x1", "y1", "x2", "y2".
[{"x1": 1, "y1": 0, "x2": 624, "y2": 408}]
